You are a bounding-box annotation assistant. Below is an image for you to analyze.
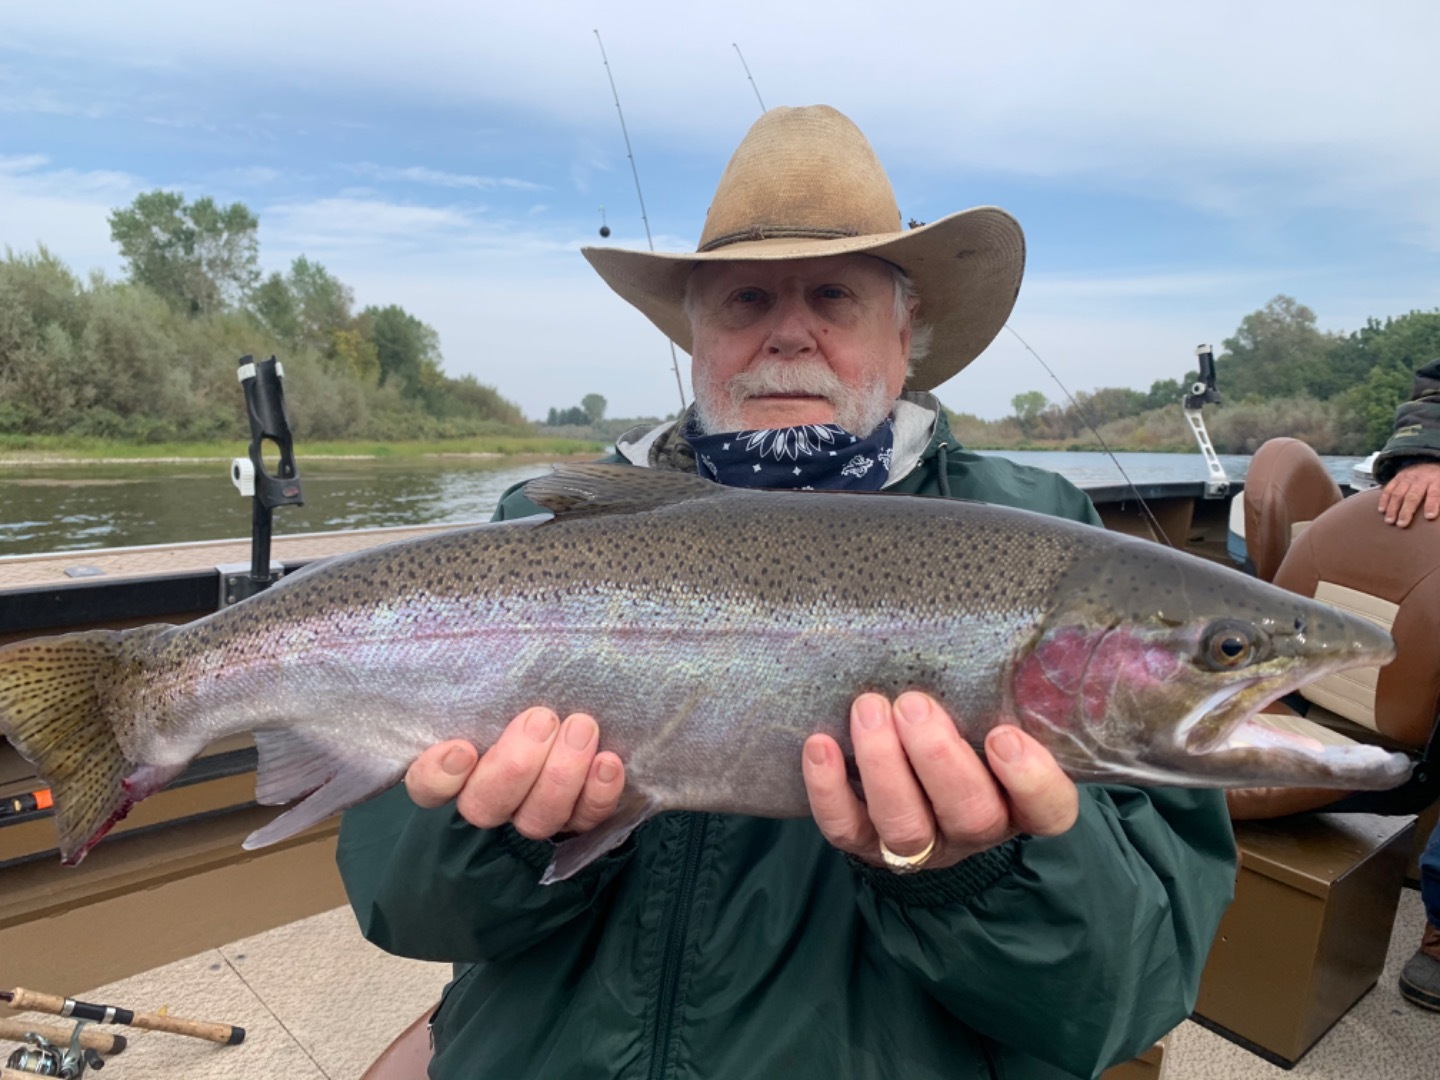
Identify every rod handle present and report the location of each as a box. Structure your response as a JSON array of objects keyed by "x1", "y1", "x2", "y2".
[
  {"x1": 3, "y1": 988, "x2": 244, "y2": 1046},
  {"x1": 0, "y1": 1018, "x2": 127, "y2": 1054}
]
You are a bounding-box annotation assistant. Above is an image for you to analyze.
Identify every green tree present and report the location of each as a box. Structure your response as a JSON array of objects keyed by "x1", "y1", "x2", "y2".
[
  {"x1": 365, "y1": 304, "x2": 442, "y2": 396},
  {"x1": 581, "y1": 393, "x2": 607, "y2": 424},
  {"x1": 108, "y1": 191, "x2": 260, "y2": 316},
  {"x1": 1215, "y1": 295, "x2": 1341, "y2": 401},
  {"x1": 1010, "y1": 390, "x2": 1047, "y2": 436}
]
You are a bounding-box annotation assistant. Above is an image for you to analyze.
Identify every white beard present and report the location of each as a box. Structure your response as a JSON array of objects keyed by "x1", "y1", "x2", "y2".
[{"x1": 693, "y1": 360, "x2": 895, "y2": 436}]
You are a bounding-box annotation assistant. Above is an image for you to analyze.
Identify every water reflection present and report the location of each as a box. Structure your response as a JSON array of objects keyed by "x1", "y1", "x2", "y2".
[{"x1": 0, "y1": 450, "x2": 1366, "y2": 558}]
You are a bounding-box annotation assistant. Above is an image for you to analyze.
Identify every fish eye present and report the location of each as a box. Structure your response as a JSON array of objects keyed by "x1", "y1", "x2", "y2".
[{"x1": 1202, "y1": 622, "x2": 1258, "y2": 670}]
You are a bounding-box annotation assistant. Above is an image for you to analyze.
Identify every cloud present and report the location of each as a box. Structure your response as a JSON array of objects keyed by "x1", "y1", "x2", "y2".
[{"x1": 347, "y1": 163, "x2": 545, "y2": 192}]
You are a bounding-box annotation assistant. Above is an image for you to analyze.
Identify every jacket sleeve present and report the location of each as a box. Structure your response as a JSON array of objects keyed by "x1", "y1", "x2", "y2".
[
  {"x1": 337, "y1": 786, "x2": 635, "y2": 963},
  {"x1": 849, "y1": 785, "x2": 1235, "y2": 1077},
  {"x1": 1373, "y1": 358, "x2": 1440, "y2": 483}
]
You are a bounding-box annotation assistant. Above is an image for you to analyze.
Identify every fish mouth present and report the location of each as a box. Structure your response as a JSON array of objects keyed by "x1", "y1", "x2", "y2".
[{"x1": 1171, "y1": 662, "x2": 1411, "y2": 790}]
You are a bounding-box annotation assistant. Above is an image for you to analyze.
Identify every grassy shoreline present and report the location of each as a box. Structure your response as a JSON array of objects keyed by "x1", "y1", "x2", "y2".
[{"x1": 0, "y1": 434, "x2": 610, "y2": 466}]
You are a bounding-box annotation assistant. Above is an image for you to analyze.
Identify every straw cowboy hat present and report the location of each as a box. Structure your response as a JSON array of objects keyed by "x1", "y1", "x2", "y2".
[{"x1": 582, "y1": 104, "x2": 1025, "y2": 392}]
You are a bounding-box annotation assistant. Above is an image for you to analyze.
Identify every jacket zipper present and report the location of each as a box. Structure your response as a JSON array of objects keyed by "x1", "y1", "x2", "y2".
[{"x1": 648, "y1": 813, "x2": 708, "y2": 1080}]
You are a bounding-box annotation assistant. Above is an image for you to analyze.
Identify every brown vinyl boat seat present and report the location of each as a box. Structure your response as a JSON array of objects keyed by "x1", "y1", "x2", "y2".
[
  {"x1": 362, "y1": 1006, "x2": 433, "y2": 1080},
  {"x1": 1240, "y1": 437, "x2": 1343, "y2": 583},
  {"x1": 1228, "y1": 488, "x2": 1440, "y2": 819}
]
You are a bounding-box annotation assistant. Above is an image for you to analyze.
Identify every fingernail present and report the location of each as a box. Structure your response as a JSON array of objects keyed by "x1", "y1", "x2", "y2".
[
  {"x1": 990, "y1": 728, "x2": 1023, "y2": 763},
  {"x1": 442, "y1": 746, "x2": 472, "y2": 775},
  {"x1": 894, "y1": 694, "x2": 930, "y2": 725},
  {"x1": 525, "y1": 709, "x2": 558, "y2": 741},
  {"x1": 596, "y1": 759, "x2": 619, "y2": 784},
  {"x1": 855, "y1": 697, "x2": 887, "y2": 730},
  {"x1": 564, "y1": 715, "x2": 595, "y2": 750},
  {"x1": 806, "y1": 739, "x2": 828, "y2": 765}
]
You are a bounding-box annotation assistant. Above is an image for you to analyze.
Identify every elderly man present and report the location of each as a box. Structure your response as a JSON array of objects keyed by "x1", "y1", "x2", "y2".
[{"x1": 338, "y1": 106, "x2": 1235, "y2": 1080}]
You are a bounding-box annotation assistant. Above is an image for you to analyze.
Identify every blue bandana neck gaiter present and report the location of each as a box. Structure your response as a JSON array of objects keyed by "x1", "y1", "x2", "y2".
[{"x1": 685, "y1": 418, "x2": 895, "y2": 491}]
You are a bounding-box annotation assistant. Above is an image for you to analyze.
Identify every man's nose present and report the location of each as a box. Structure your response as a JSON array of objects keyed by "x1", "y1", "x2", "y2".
[{"x1": 764, "y1": 294, "x2": 818, "y2": 357}]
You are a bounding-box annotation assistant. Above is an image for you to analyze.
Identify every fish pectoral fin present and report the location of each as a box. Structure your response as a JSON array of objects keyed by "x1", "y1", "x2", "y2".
[
  {"x1": 523, "y1": 464, "x2": 723, "y2": 520},
  {"x1": 541, "y1": 791, "x2": 662, "y2": 885},
  {"x1": 242, "y1": 757, "x2": 406, "y2": 850}
]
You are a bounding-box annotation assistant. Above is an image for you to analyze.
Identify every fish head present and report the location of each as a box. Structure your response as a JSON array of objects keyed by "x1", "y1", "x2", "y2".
[{"x1": 1009, "y1": 540, "x2": 1409, "y2": 790}]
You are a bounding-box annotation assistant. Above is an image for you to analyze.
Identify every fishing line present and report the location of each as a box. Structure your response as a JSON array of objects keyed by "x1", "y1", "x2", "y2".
[
  {"x1": 593, "y1": 29, "x2": 688, "y2": 413},
  {"x1": 1002, "y1": 324, "x2": 1169, "y2": 545}
]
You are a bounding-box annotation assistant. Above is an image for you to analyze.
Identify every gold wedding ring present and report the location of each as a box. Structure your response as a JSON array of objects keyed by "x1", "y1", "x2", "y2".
[{"x1": 878, "y1": 836, "x2": 937, "y2": 874}]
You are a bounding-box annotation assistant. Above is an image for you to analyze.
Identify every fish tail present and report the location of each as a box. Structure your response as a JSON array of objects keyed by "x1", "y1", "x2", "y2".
[{"x1": 0, "y1": 628, "x2": 166, "y2": 864}]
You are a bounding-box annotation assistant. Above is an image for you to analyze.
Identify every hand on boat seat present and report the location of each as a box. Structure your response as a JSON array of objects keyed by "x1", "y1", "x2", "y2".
[
  {"x1": 1379, "y1": 461, "x2": 1440, "y2": 528},
  {"x1": 802, "y1": 692, "x2": 1079, "y2": 874},
  {"x1": 403, "y1": 710, "x2": 627, "y2": 839}
]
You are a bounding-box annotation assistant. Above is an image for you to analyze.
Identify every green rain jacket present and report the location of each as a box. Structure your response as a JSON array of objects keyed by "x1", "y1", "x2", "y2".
[{"x1": 337, "y1": 403, "x2": 1237, "y2": 1080}]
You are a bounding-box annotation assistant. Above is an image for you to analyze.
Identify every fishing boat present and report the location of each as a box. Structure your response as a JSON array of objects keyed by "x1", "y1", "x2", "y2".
[{"x1": 1, "y1": 353, "x2": 1434, "y2": 1080}]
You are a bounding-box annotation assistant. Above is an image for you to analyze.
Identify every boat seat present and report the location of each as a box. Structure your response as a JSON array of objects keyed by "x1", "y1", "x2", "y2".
[
  {"x1": 1240, "y1": 437, "x2": 1343, "y2": 582},
  {"x1": 1228, "y1": 488, "x2": 1440, "y2": 819},
  {"x1": 361, "y1": 1006, "x2": 433, "y2": 1080}
]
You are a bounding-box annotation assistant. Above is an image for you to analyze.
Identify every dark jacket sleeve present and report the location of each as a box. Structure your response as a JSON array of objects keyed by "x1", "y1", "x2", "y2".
[
  {"x1": 337, "y1": 787, "x2": 634, "y2": 963},
  {"x1": 1373, "y1": 358, "x2": 1440, "y2": 483},
  {"x1": 849, "y1": 786, "x2": 1235, "y2": 1076}
]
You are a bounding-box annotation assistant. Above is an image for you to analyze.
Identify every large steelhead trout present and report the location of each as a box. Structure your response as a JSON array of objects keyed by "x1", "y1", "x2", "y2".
[{"x1": 0, "y1": 465, "x2": 1408, "y2": 881}]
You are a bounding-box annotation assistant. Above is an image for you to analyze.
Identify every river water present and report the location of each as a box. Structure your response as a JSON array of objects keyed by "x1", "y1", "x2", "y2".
[{"x1": 0, "y1": 450, "x2": 1367, "y2": 558}]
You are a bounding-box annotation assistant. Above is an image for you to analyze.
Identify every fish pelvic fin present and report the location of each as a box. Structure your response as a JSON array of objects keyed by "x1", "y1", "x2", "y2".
[
  {"x1": 523, "y1": 463, "x2": 724, "y2": 520},
  {"x1": 0, "y1": 628, "x2": 166, "y2": 864},
  {"x1": 242, "y1": 731, "x2": 406, "y2": 850},
  {"x1": 541, "y1": 791, "x2": 662, "y2": 885}
]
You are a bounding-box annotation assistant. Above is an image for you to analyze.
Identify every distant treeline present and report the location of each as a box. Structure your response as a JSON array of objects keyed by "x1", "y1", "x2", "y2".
[
  {"x1": 0, "y1": 191, "x2": 527, "y2": 445},
  {"x1": 960, "y1": 296, "x2": 1440, "y2": 454}
]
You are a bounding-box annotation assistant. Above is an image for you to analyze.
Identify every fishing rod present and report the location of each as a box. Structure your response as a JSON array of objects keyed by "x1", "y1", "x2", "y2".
[
  {"x1": 593, "y1": 29, "x2": 688, "y2": 413},
  {"x1": 732, "y1": 44, "x2": 766, "y2": 112},
  {"x1": 0, "y1": 988, "x2": 245, "y2": 1047}
]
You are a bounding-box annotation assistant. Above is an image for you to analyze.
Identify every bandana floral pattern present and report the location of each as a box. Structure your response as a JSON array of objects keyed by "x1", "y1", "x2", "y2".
[{"x1": 685, "y1": 418, "x2": 895, "y2": 491}]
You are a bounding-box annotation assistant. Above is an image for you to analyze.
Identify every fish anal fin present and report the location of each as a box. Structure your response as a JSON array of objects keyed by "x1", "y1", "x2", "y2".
[
  {"x1": 541, "y1": 791, "x2": 661, "y2": 885},
  {"x1": 522, "y1": 464, "x2": 723, "y2": 520},
  {"x1": 243, "y1": 755, "x2": 406, "y2": 850},
  {"x1": 253, "y1": 728, "x2": 348, "y2": 806}
]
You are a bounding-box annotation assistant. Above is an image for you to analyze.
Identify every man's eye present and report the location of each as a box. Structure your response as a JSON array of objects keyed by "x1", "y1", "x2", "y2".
[
  {"x1": 732, "y1": 288, "x2": 764, "y2": 304},
  {"x1": 817, "y1": 286, "x2": 848, "y2": 300}
]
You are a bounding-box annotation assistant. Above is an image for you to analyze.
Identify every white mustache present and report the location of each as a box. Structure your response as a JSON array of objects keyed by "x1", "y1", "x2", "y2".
[{"x1": 726, "y1": 362, "x2": 848, "y2": 404}]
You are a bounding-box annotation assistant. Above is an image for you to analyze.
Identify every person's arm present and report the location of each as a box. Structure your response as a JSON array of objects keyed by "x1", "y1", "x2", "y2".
[
  {"x1": 338, "y1": 477, "x2": 635, "y2": 963},
  {"x1": 1374, "y1": 358, "x2": 1440, "y2": 527},
  {"x1": 804, "y1": 692, "x2": 1233, "y2": 1077}
]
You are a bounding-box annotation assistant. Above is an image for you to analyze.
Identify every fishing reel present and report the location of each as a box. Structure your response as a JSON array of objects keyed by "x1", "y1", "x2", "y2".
[{"x1": 5, "y1": 1024, "x2": 105, "y2": 1078}]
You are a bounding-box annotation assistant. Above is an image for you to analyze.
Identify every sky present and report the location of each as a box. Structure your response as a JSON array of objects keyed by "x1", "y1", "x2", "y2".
[{"x1": 2, "y1": 1, "x2": 1437, "y2": 422}]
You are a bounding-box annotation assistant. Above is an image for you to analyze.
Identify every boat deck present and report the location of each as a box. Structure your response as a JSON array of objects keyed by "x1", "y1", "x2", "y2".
[{"x1": 1, "y1": 890, "x2": 1428, "y2": 1079}]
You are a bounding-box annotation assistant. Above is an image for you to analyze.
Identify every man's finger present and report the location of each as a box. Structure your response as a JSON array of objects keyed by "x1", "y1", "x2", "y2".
[
  {"x1": 455, "y1": 707, "x2": 559, "y2": 829},
  {"x1": 850, "y1": 694, "x2": 935, "y2": 857},
  {"x1": 803, "y1": 733, "x2": 876, "y2": 855},
  {"x1": 1425, "y1": 480, "x2": 1440, "y2": 521},
  {"x1": 511, "y1": 713, "x2": 600, "y2": 840},
  {"x1": 984, "y1": 726, "x2": 1079, "y2": 837},
  {"x1": 566, "y1": 751, "x2": 627, "y2": 833},
  {"x1": 404, "y1": 740, "x2": 478, "y2": 809},
  {"x1": 892, "y1": 693, "x2": 1010, "y2": 847},
  {"x1": 1396, "y1": 485, "x2": 1424, "y2": 528}
]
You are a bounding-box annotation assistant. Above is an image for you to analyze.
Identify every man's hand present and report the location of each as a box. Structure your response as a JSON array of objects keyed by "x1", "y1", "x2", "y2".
[
  {"x1": 1378, "y1": 461, "x2": 1440, "y2": 528},
  {"x1": 404, "y1": 709, "x2": 626, "y2": 839},
  {"x1": 803, "y1": 692, "x2": 1079, "y2": 873}
]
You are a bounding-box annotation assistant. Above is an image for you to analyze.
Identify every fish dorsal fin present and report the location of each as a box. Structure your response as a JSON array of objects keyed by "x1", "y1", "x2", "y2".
[{"x1": 522, "y1": 464, "x2": 725, "y2": 519}]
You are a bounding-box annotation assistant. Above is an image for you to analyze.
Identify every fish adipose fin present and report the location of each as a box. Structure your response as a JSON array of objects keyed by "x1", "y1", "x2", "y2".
[
  {"x1": 242, "y1": 733, "x2": 405, "y2": 850},
  {"x1": 0, "y1": 628, "x2": 167, "y2": 864},
  {"x1": 542, "y1": 791, "x2": 662, "y2": 885},
  {"x1": 524, "y1": 464, "x2": 725, "y2": 520}
]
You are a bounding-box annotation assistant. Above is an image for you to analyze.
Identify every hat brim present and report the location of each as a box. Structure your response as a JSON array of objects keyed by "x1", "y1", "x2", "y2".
[{"x1": 582, "y1": 206, "x2": 1024, "y2": 391}]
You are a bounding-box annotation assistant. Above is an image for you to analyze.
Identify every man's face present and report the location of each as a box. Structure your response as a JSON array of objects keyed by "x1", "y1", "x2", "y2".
[{"x1": 687, "y1": 254, "x2": 913, "y2": 434}]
